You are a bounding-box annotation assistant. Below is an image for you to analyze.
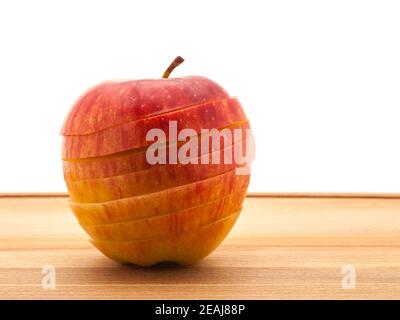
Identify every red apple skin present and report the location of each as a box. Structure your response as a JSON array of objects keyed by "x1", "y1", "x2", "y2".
[
  {"x1": 61, "y1": 76, "x2": 229, "y2": 136},
  {"x1": 62, "y1": 97, "x2": 247, "y2": 159},
  {"x1": 66, "y1": 138, "x2": 249, "y2": 203},
  {"x1": 70, "y1": 169, "x2": 250, "y2": 225},
  {"x1": 63, "y1": 121, "x2": 250, "y2": 181}
]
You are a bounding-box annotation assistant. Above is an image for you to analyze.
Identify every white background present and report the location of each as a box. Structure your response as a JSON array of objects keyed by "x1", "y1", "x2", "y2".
[{"x1": 0, "y1": 0, "x2": 399, "y2": 193}]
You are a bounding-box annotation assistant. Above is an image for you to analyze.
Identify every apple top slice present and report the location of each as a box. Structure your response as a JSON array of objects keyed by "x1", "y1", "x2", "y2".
[{"x1": 61, "y1": 76, "x2": 230, "y2": 136}]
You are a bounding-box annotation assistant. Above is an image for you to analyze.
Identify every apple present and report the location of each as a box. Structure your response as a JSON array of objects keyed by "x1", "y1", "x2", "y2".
[
  {"x1": 62, "y1": 56, "x2": 253, "y2": 266},
  {"x1": 70, "y1": 169, "x2": 250, "y2": 225},
  {"x1": 79, "y1": 188, "x2": 246, "y2": 241}
]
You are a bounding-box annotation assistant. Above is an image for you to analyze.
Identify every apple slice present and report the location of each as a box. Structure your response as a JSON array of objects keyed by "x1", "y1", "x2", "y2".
[
  {"x1": 79, "y1": 188, "x2": 246, "y2": 241},
  {"x1": 62, "y1": 97, "x2": 247, "y2": 159},
  {"x1": 90, "y1": 211, "x2": 240, "y2": 266},
  {"x1": 62, "y1": 76, "x2": 230, "y2": 136},
  {"x1": 66, "y1": 138, "x2": 249, "y2": 203},
  {"x1": 70, "y1": 169, "x2": 249, "y2": 225},
  {"x1": 63, "y1": 121, "x2": 250, "y2": 181}
]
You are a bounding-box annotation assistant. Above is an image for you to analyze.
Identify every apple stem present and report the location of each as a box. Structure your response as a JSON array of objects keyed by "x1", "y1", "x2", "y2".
[{"x1": 162, "y1": 56, "x2": 184, "y2": 78}]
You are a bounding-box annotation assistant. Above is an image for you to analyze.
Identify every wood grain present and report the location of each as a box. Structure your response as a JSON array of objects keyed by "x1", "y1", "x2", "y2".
[{"x1": 1, "y1": 196, "x2": 400, "y2": 299}]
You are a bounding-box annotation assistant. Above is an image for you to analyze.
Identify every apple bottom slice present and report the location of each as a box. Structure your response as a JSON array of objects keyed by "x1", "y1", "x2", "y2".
[
  {"x1": 63, "y1": 121, "x2": 250, "y2": 181},
  {"x1": 79, "y1": 187, "x2": 246, "y2": 241},
  {"x1": 70, "y1": 169, "x2": 249, "y2": 225},
  {"x1": 66, "y1": 137, "x2": 250, "y2": 203},
  {"x1": 90, "y1": 211, "x2": 241, "y2": 266}
]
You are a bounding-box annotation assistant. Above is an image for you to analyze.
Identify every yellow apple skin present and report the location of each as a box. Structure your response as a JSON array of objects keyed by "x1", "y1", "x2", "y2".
[
  {"x1": 70, "y1": 169, "x2": 250, "y2": 225},
  {"x1": 79, "y1": 188, "x2": 246, "y2": 241},
  {"x1": 90, "y1": 211, "x2": 240, "y2": 267},
  {"x1": 63, "y1": 121, "x2": 250, "y2": 181},
  {"x1": 66, "y1": 138, "x2": 248, "y2": 203}
]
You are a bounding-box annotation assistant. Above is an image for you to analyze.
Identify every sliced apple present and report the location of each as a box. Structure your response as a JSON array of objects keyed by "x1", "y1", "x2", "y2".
[
  {"x1": 70, "y1": 169, "x2": 249, "y2": 225},
  {"x1": 62, "y1": 97, "x2": 247, "y2": 159},
  {"x1": 63, "y1": 121, "x2": 250, "y2": 181},
  {"x1": 62, "y1": 76, "x2": 230, "y2": 136},
  {"x1": 90, "y1": 211, "x2": 240, "y2": 266},
  {"x1": 79, "y1": 188, "x2": 245, "y2": 241}
]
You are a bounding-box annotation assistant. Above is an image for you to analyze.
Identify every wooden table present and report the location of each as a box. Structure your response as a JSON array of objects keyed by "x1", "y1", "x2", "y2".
[{"x1": 1, "y1": 195, "x2": 400, "y2": 299}]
